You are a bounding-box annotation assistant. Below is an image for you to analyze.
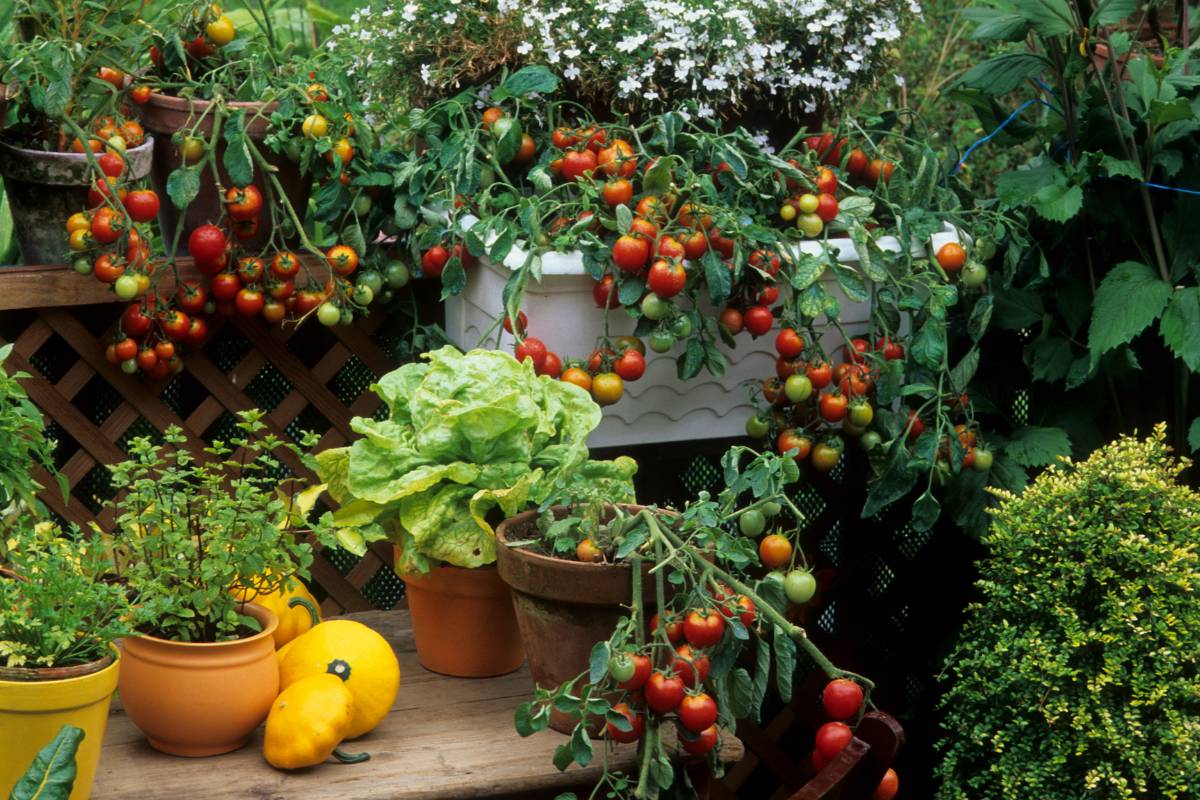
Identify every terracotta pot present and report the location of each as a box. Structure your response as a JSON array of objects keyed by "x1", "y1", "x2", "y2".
[
  {"x1": 118, "y1": 603, "x2": 279, "y2": 757},
  {"x1": 137, "y1": 91, "x2": 309, "y2": 253},
  {"x1": 494, "y1": 504, "x2": 671, "y2": 734},
  {"x1": 0, "y1": 647, "x2": 119, "y2": 800},
  {"x1": 0, "y1": 136, "x2": 154, "y2": 264},
  {"x1": 400, "y1": 559, "x2": 524, "y2": 678}
]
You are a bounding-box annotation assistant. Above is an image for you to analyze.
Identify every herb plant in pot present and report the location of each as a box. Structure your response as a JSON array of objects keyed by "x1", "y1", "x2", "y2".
[
  {"x1": 0, "y1": 0, "x2": 154, "y2": 263},
  {"x1": 315, "y1": 346, "x2": 637, "y2": 678},
  {"x1": 0, "y1": 523, "x2": 131, "y2": 798},
  {"x1": 107, "y1": 411, "x2": 332, "y2": 757},
  {"x1": 0, "y1": 343, "x2": 131, "y2": 798}
]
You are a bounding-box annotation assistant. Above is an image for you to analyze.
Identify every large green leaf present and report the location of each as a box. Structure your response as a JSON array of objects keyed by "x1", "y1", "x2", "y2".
[
  {"x1": 1088, "y1": 262, "x2": 1172, "y2": 366},
  {"x1": 1159, "y1": 286, "x2": 1200, "y2": 371},
  {"x1": 1017, "y1": 0, "x2": 1075, "y2": 36},
  {"x1": 10, "y1": 725, "x2": 83, "y2": 800},
  {"x1": 965, "y1": 6, "x2": 1030, "y2": 40},
  {"x1": 1002, "y1": 426, "x2": 1072, "y2": 467},
  {"x1": 960, "y1": 53, "x2": 1048, "y2": 94}
]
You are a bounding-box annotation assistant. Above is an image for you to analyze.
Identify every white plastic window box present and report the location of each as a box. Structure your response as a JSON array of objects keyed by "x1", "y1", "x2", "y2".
[{"x1": 444, "y1": 218, "x2": 962, "y2": 449}]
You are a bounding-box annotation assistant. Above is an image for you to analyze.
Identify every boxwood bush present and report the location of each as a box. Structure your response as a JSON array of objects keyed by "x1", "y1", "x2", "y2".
[{"x1": 936, "y1": 425, "x2": 1200, "y2": 800}]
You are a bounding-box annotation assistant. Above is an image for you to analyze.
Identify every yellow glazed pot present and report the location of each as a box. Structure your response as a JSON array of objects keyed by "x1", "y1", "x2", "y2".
[
  {"x1": 0, "y1": 647, "x2": 120, "y2": 800},
  {"x1": 118, "y1": 603, "x2": 278, "y2": 757}
]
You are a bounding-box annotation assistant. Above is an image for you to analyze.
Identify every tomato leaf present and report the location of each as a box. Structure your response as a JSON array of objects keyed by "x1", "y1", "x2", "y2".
[
  {"x1": 949, "y1": 348, "x2": 979, "y2": 392},
  {"x1": 798, "y1": 284, "x2": 828, "y2": 320},
  {"x1": 862, "y1": 440, "x2": 919, "y2": 519},
  {"x1": 166, "y1": 166, "x2": 201, "y2": 211},
  {"x1": 495, "y1": 65, "x2": 560, "y2": 100},
  {"x1": 222, "y1": 112, "x2": 255, "y2": 188},
  {"x1": 849, "y1": 223, "x2": 887, "y2": 282},
  {"x1": 489, "y1": 226, "x2": 516, "y2": 263},
  {"x1": 789, "y1": 250, "x2": 826, "y2": 290},
  {"x1": 749, "y1": 638, "x2": 771, "y2": 723},
  {"x1": 911, "y1": 321, "x2": 946, "y2": 370},
  {"x1": 832, "y1": 263, "x2": 868, "y2": 303},
  {"x1": 968, "y1": 294, "x2": 994, "y2": 341},
  {"x1": 552, "y1": 743, "x2": 574, "y2": 772},
  {"x1": 677, "y1": 338, "x2": 704, "y2": 381},
  {"x1": 588, "y1": 641, "x2": 611, "y2": 685},
  {"x1": 439, "y1": 259, "x2": 466, "y2": 299},
  {"x1": 651, "y1": 755, "x2": 674, "y2": 790},
  {"x1": 772, "y1": 625, "x2": 796, "y2": 703},
  {"x1": 911, "y1": 489, "x2": 941, "y2": 532},
  {"x1": 727, "y1": 665, "x2": 755, "y2": 720},
  {"x1": 643, "y1": 157, "x2": 672, "y2": 195},
  {"x1": 514, "y1": 702, "x2": 536, "y2": 737},
  {"x1": 702, "y1": 341, "x2": 726, "y2": 377},
  {"x1": 342, "y1": 222, "x2": 367, "y2": 256},
  {"x1": 1028, "y1": 334, "x2": 1074, "y2": 382},
  {"x1": 606, "y1": 707, "x2": 633, "y2": 732},
  {"x1": 494, "y1": 118, "x2": 523, "y2": 165},
  {"x1": 702, "y1": 247, "x2": 732, "y2": 305},
  {"x1": 617, "y1": 274, "x2": 644, "y2": 306},
  {"x1": 1188, "y1": 418, "x2": 1200, "y2": 453},
  {"x1": 615, "y1": 203, "x2": 633, "y2": 234},
  {"x1": 569, "y1": 725, "x2": 593, "y2": 767}
]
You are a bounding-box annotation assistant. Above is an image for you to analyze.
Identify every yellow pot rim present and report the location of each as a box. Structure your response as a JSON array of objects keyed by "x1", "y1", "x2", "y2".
[{"x1": 0, "y1": 644, "x2": 120, "y2": 712}]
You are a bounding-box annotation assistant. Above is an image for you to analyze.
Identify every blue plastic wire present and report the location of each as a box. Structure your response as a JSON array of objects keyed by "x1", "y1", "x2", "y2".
[
  {"x1": 950, "y1": 98, "x2": 1061, "y2": 175},
  {"x1": 1142, "y1": 181, "x2": 1200, "y2": 197}
]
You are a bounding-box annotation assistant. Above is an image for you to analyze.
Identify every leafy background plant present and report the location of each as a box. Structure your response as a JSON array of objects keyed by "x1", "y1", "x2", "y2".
[{"x1": 936, "y1": 425, "x2": 1200, "y2": 799}]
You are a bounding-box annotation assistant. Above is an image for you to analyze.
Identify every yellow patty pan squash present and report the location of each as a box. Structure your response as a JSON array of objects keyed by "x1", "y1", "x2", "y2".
[
  {"x1": 233, "y1": 575, "x2": 322, "y2": 649},
  {"x1": 263, "y1": 674, "x2": 368, "y2": 770},
  {"x1": 278, "y1": 620, "x2": 399, "y2": 738}
]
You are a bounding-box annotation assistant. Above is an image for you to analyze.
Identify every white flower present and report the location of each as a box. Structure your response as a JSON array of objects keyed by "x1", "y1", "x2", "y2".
[
  {"x1": 893, "y1": 74, "x2": 906, "y2": 87},
  {"x1": 442, "y1": 11, "x2": 457, "y2": 24},
  {"x1": 517, "y1": 41, "x2": 534, "y2": 55},
  {"x1": 420, "y1": 64, "x2": 432, "y2": 84},
  {"x1": 564, "y1": 65, "x2": 581, "y2": 79}
]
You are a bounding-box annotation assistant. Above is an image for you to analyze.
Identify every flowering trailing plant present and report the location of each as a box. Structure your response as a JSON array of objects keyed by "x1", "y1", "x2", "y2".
[
  {"x1": 375, "y1": 68, "x2": 1021, "y2": 534},
  {"x1": 328, "y1": 0, "x2": 916, "y2": 122}
]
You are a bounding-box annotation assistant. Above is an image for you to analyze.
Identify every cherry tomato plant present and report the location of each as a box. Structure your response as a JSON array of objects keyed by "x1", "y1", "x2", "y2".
[{"x1": 513, "y1": 447, "x2": 884, "y2": 798}]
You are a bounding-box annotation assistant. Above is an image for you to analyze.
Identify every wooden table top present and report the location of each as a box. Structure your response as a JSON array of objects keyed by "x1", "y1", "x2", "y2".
[{"x1": 92, "y1": 610, "x2": 743, "y2": 800}]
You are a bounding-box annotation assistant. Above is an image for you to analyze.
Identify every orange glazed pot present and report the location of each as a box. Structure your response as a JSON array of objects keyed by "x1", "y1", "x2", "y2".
[
  {"x1": 118, "y1": 603, "x2": 279, "y2": 757},
  {"x1": 399, "y1": 557, "x2": 524, "y2": 678}
]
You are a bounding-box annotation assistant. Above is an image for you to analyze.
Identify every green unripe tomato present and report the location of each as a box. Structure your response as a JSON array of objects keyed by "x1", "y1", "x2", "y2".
[
  {"x1": 106, "y1": 135, "x2": 127, "y2": 155},
  {"x1": 339, "y1": 308, "x2": 355, "y2": 325},
  {"x1": 384, "y1": 261, "x2": 410, "y2": 288},
  {"x1": 860, "y1": 430, "x2": 883, "y2": 452},
  {"x1": 113, "y1": 274, "x2": 139, "y2": 301},
  {"x1": 317, "y1": 302, "x2": 341, "y2": 326},
  {"x1": 764, "y1": 571, "x2": 786, "y2": 588},
  {"x1": 745, "y1": 414, "x2": 770, "y2": 439},
  {"x1": 649, "y1": 331, "x2": 675, "y2": 353},
  {"x1": 357, "y1": 270, "x2": 384, "y2": 295},
  {"x1": 784, "y1": 569, "x2": 817, "y2": 604},
  {"x1": 479, "y1": 166, "x2": 496, "y2": 189},
  {"x1": 761, "y1": 501, "x2": 782, "y2": 517},
  {"x1": 353, "y1": 194, "x2": 374, "y2": 216},
  {"x1": 641, "y1": 293, "x2": 670, "y2": 320},
  {"x1": 797, "y1": 213, "x2": 824, "y2": 238},
  {"x1": 670, "y1": 314, "x2": 693, "y2": 338},
  {"x1": 282, "y1": 138, "x2": 303, "y2": 163},
  {"x1": 960, "y1": 260, "x2": 988, "y2": 289},
  {"x1": 73, "y1": 257, "x2": 93, "y2": 275},
  {"x1": 351, "y1": 284, "x2": 375, "y2": 305},
  {"x1": 784, "y1": 374, "x2": 813, "y2": 403},
  {"x1": 972, "y1": 447, "x2": 993, "y2": 471},
  {"x1": 974, "y1": 236, "x2": 996, "y2": 261},
  {"x1": 847, "y1": 400, "x2": 874, "y2": 427},
  {"x1": 607, "y1": 651, "x2": 636, "y2": 683},
  {"x1": 380, "y1": 289, "x2": 395, "y2": 303},
  {"x1": 739, "y1": 509, "x2": 766, "y2": 538},
  {"x1": 120, "y1": 357, "x2": 139, "y2": 374}
]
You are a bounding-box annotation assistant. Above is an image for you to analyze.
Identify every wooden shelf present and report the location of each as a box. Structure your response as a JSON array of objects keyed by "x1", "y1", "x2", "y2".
[{"x1": 93, "y1": 610, "x2": 744, "y2": 800}]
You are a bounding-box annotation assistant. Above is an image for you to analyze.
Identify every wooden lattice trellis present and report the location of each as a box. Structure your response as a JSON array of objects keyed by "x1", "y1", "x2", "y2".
[{"x1": 0, "y1": 261, "x2": 404, "y2": 615}]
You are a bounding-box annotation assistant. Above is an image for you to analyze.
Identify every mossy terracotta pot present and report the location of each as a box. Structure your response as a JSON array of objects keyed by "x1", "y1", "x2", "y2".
[
  {"x1": 137, "y1": 91, "x2": 309, "y2": 253},
  {"x1": 397, "y1": 555, "x2": 524, "y2": 678},
  {"x1": 494, "y1": 504, "x2": 672, "y2": 734},
  {"x1": 118, "y1": 603, "x2": 278, "y2": 757},
  {"x1": 0, "y1": 647, "x2": 120, "y2": 799},
  {"x1": 0, "y1": 136, "x2": 154, "y2": 265}
]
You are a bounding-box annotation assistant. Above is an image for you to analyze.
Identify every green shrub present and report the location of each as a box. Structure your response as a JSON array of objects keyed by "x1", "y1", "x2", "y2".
[{"x1": 936, "y1": 425, "x2": 1200, "y2": 800}]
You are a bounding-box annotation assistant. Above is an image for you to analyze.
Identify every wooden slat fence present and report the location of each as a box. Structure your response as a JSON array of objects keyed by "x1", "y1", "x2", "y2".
[{"x1": 0, "y1": 262, "x2": 404, "y2": 615}]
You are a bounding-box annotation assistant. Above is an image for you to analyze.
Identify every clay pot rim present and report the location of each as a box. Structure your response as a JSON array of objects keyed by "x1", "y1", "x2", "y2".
[
  {"x1": 145, "y1": 90, "x2": 279, "y2": 115},
  {"x1": 0, "y1": 644, "x2": 119, "y2": 684},
  {"x1": 495, "y1": 503, "x2": 677, "y2": 572},
  {"x1": 0, "y1": 134, "x2": 155, "y2": 159},
  {"x1": 125, "y1": 602, "x2": 277, "y2": 649}
]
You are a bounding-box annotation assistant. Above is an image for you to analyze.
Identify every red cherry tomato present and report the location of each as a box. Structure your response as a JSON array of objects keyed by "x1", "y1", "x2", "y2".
[
  {"x1": 822, "y1": 678, "x2": 865, "y2": 720},
  {"x1": 645, "y1": 672, "x2": 685, "y2": 714},
  {"x1": 683, "y1": 609, "x2": 726, "y2": 648},
  {"x1": 815, "y1": 721, "x2": 854, "y2": 760},
  {"x1": 678, "y1": 692, "x2": 718, "y2": 733}
]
